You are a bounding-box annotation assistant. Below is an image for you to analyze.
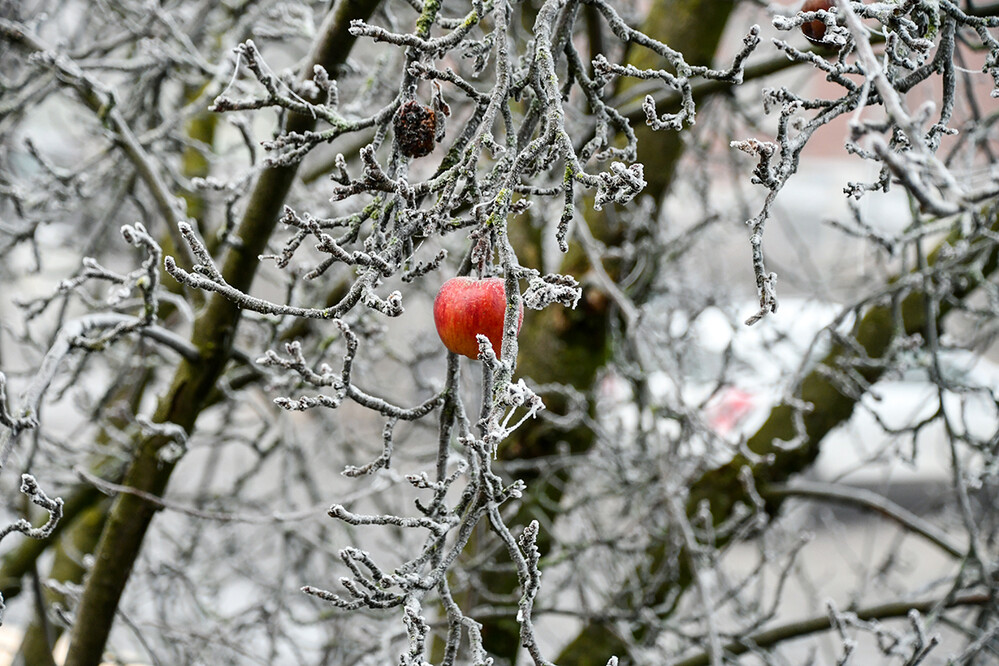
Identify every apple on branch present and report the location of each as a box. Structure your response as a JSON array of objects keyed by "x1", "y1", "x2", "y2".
[{"x1": 433, "y1": 277, "x2": 524, "y2": 360}]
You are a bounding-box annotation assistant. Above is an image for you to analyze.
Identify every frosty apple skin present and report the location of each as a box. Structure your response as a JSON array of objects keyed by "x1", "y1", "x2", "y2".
[{"x1": 433, "y1": 277, "x2": 524, "y2": 360}]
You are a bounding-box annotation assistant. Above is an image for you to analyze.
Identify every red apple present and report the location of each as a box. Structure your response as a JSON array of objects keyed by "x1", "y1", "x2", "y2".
[{"x1": 433, "y1": 277, "x2": 524, "y2": 360}]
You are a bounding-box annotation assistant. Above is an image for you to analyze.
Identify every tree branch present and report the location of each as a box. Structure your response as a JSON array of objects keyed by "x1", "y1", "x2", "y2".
[
  {"x1": 672, "y1": 592, "x2": 990, "y2": 666},
  {"x1": 762, "y1": 480, "x2": 964, "y2": 559},
  {"x1": 0, "y1": 18, "x2": 197, "y2": 270}
]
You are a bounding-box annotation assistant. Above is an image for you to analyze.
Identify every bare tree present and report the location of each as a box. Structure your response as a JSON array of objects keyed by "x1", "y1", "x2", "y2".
[{"x1": 1, "y1": 0, "x2": 999, "y2": 665}]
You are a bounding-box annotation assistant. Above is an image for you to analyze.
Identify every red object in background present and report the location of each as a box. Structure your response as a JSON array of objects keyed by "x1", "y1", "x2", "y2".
[
  {"x1": 434, "y1": 277, "x2": 524, "y2": 360},
  {"x1": 705, "y1": 387, "x2": 757, "y2": 435},
  {"x1": 801, "y1": 0, "x2": 834, "y2": 43}
]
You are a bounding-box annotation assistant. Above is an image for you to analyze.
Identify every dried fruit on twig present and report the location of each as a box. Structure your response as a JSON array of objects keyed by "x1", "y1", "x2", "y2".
[{"x1": 394, "y1": 100, "x2": 438, "y2": 158}]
